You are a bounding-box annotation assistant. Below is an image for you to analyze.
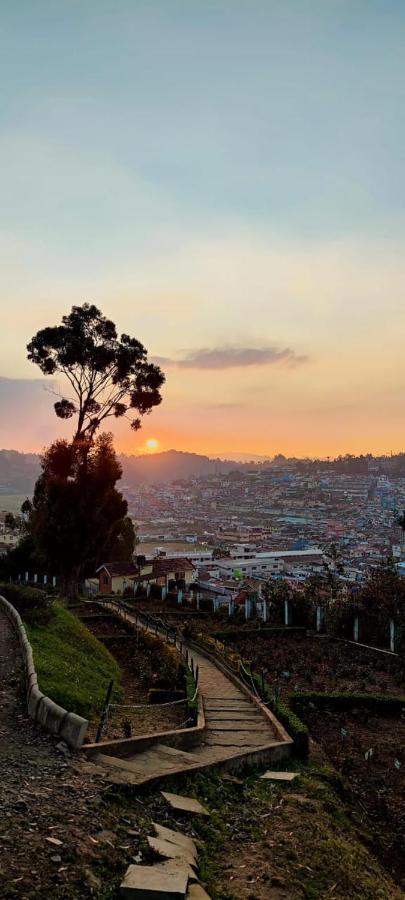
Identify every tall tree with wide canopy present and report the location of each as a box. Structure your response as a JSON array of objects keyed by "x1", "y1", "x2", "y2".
[
  {"x1": 27, "y1": 303, "x2": 165, "y2": 442},
  {"x1": 24, "y1": 303, "x2": 164, "y2": 597},
  {"x1": 28, "y1": 434, "x2": 136, "y2": 597}
]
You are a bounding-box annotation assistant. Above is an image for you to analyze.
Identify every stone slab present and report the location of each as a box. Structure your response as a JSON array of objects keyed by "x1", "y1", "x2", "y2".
[
  {"x1": 147, "y1": 837, "x2": 197, "y2": 868},
  {"x1": 161, "y1": 792, "x2": 210, "y2": 817},
  {"x1": 203, "y1": 724, "x2": 266, "y2": 732},
  {"x1": 152, "y1": 824, "x2": 198, "y2": 858},
  {"x1": 120, "y1": 863, "x2": 188, "y2": 899},
  {"x1": 206, "y1": 732, "x2": 271, "y2": 747},
  {"x1": 260, "y1": 771, "x2": 298, "y2": 782},
  {"x1": 156, "y1": 745, "x2": 201, "y2": 763},
  {"x1": 187, "y1": 885, "x2": 212, "y2": 900}
]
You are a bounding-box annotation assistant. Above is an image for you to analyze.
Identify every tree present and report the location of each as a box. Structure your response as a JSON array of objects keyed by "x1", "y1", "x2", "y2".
[
  {"x1": 27, "y1": 303, "x2": 165, "y2": 442},
  {"x1": 28, "y1": 433, "x2": 136, "y2": 598}
]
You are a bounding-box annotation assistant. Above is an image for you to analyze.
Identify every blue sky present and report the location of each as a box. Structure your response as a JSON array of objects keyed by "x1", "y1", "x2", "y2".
[{"x1": 1, "y1": 1, "x2": 405, "y2": 456}]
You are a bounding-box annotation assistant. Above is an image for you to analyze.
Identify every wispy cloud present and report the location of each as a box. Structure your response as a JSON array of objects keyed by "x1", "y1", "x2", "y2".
[{"x1": 154, "y1": 345, "x2": 308, "y2": 370}]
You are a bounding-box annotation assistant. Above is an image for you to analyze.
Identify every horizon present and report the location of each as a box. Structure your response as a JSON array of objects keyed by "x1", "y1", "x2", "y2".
[
  {"x1": 1, "y1": 443, "x2": 404, "y2": 466},
  {"x1": 1, "y1": 2, "x2": 405, "y2": 457}
]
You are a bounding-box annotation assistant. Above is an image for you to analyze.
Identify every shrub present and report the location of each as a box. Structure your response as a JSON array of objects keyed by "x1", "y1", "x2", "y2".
[
  {"x1": 292, "y1": 690, "x2": 405, "y2": 717},
  {"x1": 0, "y1": 582, "x2": 54, "y2": 625},
  {"x1": 245, "y1": 665, "x2": 309, "y2": 758}
]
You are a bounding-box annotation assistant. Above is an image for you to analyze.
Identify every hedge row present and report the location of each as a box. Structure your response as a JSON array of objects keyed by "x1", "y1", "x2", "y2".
[
  {"x1": 245, "y1": 667, "x2": 310, "y2": 758},
  {"x1": 213, "y1": 626, "x2": 307, "y2": 641},
  {"x1": 292, "y1": 690, "x2": 405, "y2": 717}
]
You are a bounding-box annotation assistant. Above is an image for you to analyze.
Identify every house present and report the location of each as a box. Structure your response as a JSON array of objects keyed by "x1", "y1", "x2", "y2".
[
  {"x1": 96, "y1": 562, "x2": 141, "y2": 595},
  {"x1": 96, "y1": 556, "x2": 196, "y2": 599}
]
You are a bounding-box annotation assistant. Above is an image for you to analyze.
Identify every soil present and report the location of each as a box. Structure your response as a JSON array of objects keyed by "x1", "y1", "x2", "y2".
[
  {"x1": 221, "y1": 631, "x2": 405, "y2": 698},
  {"x1": 300, "y1": 707, "x2": 405, "y2": 891},
  {"x1": 1, "y1": 608, "x2": 405, "y2": 900},
  {"x1": 75, "y1": 610, "x2": 186, "y2": 741}
]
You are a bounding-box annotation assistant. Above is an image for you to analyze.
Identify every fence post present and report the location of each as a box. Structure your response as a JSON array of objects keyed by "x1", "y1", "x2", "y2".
[
  {"x1": 25, "y1": 571, "x2": 29, "y2": 583},
  {"x1": 262, "y1": 599, "x2": 267, "y2": 623},
  {"x1": 316, "y1": 606, "x2": 322, "y2": 632},
  {"x1": 390, "y1": 619, "x2": 395, "y2": 653},
  {"x1": 284, "y1": 599, "x2": 290, "y2": 626},
  {"x1": 353, "y1": 616, "x2": 359, "y2": 642},
  {"x1": 43, "y1": 574, "x2": 47, "y2": 585}
]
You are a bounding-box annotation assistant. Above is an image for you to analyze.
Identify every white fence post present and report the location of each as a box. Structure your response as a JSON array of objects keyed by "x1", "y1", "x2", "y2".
[
  {"x1": 284, "y1": 599, "x2": 290, "y2": 626},
  {"x1": 390, "y1": 619, "x2": 395, "y2": 653},
  {"x1": 353, "y1": 616, "x2": 359, "y2": 642}
]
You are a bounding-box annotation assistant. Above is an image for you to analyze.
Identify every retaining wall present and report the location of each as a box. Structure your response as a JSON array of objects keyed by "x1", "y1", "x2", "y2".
[{"x1": 0, "y1": 595, "x2": 88, "y2": 749}]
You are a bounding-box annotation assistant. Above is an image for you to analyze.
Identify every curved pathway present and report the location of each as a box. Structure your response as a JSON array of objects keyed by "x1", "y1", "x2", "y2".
[{"x1": 86, "y1": 605, "x2": 291, "y2": 785}]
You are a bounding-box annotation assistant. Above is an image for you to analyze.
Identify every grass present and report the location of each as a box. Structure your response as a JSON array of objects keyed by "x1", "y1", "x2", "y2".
[
  {"x1": 26, "y1": 601, "x2": 123, "y2": 718},
  {"x1": 146, "y1": 763, "x2": 404, "y2": 900}
]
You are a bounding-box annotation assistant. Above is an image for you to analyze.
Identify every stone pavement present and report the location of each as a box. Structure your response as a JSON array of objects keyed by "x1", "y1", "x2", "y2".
[{"x1": 86, "y1": 606, "x2": 291, "y2": 784}]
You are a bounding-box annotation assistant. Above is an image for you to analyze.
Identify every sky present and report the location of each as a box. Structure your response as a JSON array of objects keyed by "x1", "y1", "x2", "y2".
[{"x1": 1, "y1": 0, "x2": 405, "y2": 459}]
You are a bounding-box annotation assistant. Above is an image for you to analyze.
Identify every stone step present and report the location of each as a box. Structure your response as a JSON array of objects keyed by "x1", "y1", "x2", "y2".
[
  {"x1": 94, "y1": 752, "x2": 181, "y2": 775},
  {"x1": 206, "y1": 732, "x2": 273, "y2": 748},
  {"x1": 205, "y1": 712, "x2": 262, "y2": 721},
  {"x1": 155, "y1": 745, "x2": 202, "y2": 763},
  {"x1": 203, "y1": 723, "x2": 268, "y2": 732}
]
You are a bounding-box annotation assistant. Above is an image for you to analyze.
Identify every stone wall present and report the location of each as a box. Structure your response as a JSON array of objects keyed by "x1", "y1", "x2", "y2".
[{"x1": 0, "y1": 595, "x2": 88, "y2": 748}]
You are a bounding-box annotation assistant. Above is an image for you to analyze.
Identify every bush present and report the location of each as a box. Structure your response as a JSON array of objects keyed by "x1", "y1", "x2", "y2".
[
  {"x1": 292, "y1": 690, "x2": 405, "y2": 717},
  {"x1": 0, "y1": 582, "x2": 54, "y2": 625},
  {"x1": 245, "y1": 666, "x2": 309, "y2": 758}
]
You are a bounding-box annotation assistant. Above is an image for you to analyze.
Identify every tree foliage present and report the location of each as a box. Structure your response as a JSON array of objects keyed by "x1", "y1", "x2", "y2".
[
  {"x1": 27, "y1": 433, "x2": 135, "y2": 597},
  {"x1": 27, "y1": 303, "x2": 165, "y2": 442}
]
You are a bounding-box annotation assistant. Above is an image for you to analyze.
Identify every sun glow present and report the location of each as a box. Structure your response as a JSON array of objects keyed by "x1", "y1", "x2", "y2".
[{"x1": 145, "y1": 437, "x2": 159, "y2": 453}]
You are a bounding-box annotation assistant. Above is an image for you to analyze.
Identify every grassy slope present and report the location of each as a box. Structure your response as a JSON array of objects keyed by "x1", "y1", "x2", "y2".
[{"x1": 26, "y1": 602, "x2": 122, "y2": 718}]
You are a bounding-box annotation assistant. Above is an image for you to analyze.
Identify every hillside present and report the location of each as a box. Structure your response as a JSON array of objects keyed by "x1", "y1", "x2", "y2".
[{"x1": 0, "y1": 448, "x2": 248, "y2": 495}]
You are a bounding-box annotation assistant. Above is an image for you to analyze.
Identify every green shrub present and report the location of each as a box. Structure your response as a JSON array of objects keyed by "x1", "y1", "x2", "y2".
[
  {"x1": 0, "y1": 582, "x2": 53, "y2": 625},
  {"x1": 292, "y1": 690, "x2": 405, "y2": 717},
  {"x1": 245, "y1": 666, "x2": 309, "y2": 758}
]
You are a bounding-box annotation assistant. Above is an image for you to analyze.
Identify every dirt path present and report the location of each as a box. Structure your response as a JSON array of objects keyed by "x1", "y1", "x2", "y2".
[{"x1": 0, "y1": 610, "x2": 136, "y2": 899}]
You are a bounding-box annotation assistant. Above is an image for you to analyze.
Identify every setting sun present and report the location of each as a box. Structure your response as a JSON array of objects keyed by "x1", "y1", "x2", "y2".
[{"x1": 145, "y1": 438, "x2": 159, "y2": 453}]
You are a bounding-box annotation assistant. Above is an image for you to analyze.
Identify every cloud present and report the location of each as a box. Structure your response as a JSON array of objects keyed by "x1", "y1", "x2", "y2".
[{"x1": 154, "y1": 345, "x2": 308, "y2": 370}]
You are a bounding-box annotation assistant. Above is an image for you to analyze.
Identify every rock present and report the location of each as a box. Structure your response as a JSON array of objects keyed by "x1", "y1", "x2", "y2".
[
  {"x1": 147, "y1": 836, "x2": 197, "y2": 868},
  {"x1": 161, "y1": 793, "x2": 210, "y2": 817},
  {"x1": 120, "y1": 863, "x2": 189, "y2": 899},
  {"x1": 186, "y1": 885, "x2": 212, "y2": 900},
  {"x1": 260, "y1": 771, "x2": 298, "y2": 782},
  {"x1": 152, "y1": 824, "x2": 198, "y2": 858}
]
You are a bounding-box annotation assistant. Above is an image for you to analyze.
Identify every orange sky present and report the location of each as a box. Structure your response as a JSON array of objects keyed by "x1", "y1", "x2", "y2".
[{"x1": 1, "y1": 4, "x2": 405, "y2": 459}]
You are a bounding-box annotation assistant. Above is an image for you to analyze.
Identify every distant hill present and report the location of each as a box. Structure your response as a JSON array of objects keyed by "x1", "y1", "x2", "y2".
[
  {"x1": 120, "y1": 449, "x2": 245, "y2": 486},
  {"x1": 0, "y1": 449, "x2": 40, "y2": 495},
  {"x1": 0, "y1": 448, "x2": 249, "y2": 495}
]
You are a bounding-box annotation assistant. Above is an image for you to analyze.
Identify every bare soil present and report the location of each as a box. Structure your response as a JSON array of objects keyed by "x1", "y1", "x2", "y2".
[
  {"x1": 76, "y1": 611, "x2": 186, "y2": 741},
  {"x1": 221, "y1": 631, "x2": 405, "y2": 698},
  {"x1": 299, "y1": 707, "x2": 405, "y2": 891}
]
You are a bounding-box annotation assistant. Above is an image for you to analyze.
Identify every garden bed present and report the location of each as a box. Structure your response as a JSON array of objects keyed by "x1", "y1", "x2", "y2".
[
  {"x1": 76, "y1": 609, "x2": 188, "y2": 741},
  {"x1": 220, "y1": 630, "x2": 405, "y2": 699},
  {"x1": 299, "y1": 705, "x2": 405, "y2": 891}
]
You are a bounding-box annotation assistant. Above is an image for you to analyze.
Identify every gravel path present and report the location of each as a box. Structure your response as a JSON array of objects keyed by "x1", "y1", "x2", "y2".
[{"x1": 0, "y1": 611, "x2": 129, "y2": 898}]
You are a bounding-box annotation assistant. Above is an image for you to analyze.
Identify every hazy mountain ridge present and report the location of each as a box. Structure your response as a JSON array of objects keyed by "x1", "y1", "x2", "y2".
[
  {"x1": 1, "y1": 447, "x2": 405, "y2": 496},
  {"x1": 0, "y1": 448, "x2": 251, "y2": 494}
]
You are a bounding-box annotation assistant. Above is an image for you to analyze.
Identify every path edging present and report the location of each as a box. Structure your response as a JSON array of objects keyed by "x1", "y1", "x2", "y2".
[{"x1": 0, "y1": 595, "x2": 88, "y2": 749}]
